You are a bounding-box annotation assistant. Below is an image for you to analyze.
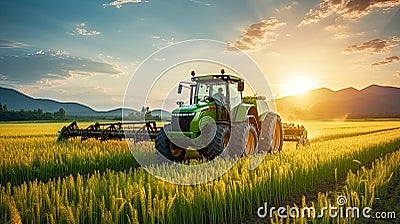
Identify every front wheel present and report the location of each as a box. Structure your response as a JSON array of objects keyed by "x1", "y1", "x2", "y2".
[
  {"x1": 155, "y1": 124, "x2": 186, "y2": 162},
  {"x1": 198, "y1": 124, "x2": 230, "y2": 160}
]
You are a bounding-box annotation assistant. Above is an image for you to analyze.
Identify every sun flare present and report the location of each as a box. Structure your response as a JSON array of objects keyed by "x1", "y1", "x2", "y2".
[{"x1": 282, "y1": 76, "x2": 317, "y2": 96}]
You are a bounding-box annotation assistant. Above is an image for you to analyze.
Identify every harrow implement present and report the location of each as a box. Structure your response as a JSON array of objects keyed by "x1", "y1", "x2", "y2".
[
  {"x1": 283, "y1": 123, "x2": 310, "y2": 147},
  {"x1": 57, "y1": 120, "x2": 309, "y2": 147},
  {"x1": 57, "y1": 121, "x2": 158, "y2": 142}
]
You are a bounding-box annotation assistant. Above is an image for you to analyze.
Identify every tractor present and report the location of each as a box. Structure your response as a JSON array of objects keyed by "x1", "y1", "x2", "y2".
[
  {"x1": 155, "y1": 69, "x2": 285, "y2": 162},
  {"x1": 57, "y1": 69, "x2": 308, "y2": 162}
]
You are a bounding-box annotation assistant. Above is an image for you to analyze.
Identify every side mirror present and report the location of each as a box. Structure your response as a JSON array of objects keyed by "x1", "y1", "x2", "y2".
[
  {"x1": 176, "y1": 101, "x2": 184, "y2": 107},
  {"x1": 178, "y1": 84, "x2": 183, "y2": 94},
  {"x1": 238, "y1": 81, "x2": 244, "y2": 92}
]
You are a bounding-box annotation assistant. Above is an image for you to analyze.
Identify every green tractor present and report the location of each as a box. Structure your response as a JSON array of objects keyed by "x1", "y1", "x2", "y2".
[{"x1": 155, "y1": 69, "x2": 285, "y2": 162}]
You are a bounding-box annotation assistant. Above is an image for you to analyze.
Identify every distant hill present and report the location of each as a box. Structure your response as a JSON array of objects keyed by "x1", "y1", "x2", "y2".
[
  {"x1": 2, "y1": 84, "x2": 399, "y2": 121},
  {"x1": 0, "y1": 87, "x2": 138, "y2": 117},
  {"x1": 275, "y1": 84, "x2": 400, "y2": 120},
  {"x1": 149, "y1": 109, "x2": 172, "y2": 120}
]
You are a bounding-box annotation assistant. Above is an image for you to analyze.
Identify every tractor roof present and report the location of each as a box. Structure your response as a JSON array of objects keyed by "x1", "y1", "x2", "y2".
[{"x1": 191, "y1": 74, "x2": 242, "y2": 82}]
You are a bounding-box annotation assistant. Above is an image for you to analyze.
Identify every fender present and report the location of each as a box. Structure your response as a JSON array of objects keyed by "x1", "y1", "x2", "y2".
[
  {"x1": 233, "y1": 103, "x2": 260, "y2": 134},
  {"x1": 259, "y1": 111, "x2": 276, "y2": 123}
]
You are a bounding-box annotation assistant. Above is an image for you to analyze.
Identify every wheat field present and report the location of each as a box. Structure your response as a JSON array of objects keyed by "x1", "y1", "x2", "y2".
[{"x1": 0, "y1": 120, "x2": 399, "y2": 223}]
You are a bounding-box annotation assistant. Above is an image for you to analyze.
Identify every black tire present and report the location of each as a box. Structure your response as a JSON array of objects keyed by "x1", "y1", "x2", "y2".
[
  {"x1": 223, "y1": 121, "x2": 258, "y2": 158},
  {"x1": 198, "y1": 125, "x2": 230, "y2": 160},
  {"x1": 258, "y1": 113, "x2": 283, "y2": 153},
  {"x1": 155, "y1": 124, "x2": 186, "y2": 162}
]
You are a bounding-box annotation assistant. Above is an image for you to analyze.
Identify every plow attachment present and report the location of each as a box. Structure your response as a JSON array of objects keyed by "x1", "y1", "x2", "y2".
[
  {"x1": 283, "y1": 123, "x2": 309, "y2": 147},
  {"x1": 57, "y1": 121, "x2": 309, "y2": 147},
  {"x1": 57, "y1": 121, "x2": 158, "y2": 142}
]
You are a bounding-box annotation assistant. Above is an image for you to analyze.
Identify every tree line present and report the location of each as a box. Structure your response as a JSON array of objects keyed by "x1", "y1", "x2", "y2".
[{"x1": 0, "y1": 103, "x2": 66, "y2": 121}]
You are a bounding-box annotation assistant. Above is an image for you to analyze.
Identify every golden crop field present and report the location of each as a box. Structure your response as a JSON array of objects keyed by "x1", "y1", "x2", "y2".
[{"x1": 1, "y1": 120, "x2": 400, "y2": 223}]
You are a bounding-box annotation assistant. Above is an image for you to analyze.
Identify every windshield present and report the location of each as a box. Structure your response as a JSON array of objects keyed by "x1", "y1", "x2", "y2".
[
  {"x1": 195, "y1": 81, "x2": 226, "y2": 104},
  {"x1": 229, "y1": 82, "x2": 241, "y2": 109}
]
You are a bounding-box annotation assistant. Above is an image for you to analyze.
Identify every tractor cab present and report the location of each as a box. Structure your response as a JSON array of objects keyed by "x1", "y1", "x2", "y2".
[{"x1": 174, "y1": 70, "x2": 245, "y2": 132}]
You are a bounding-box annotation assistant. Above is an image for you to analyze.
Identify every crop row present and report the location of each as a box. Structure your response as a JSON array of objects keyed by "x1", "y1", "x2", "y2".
[
  {"x1": 0, "y1": 137, "x2": 152, "y2": 185},
  {"x1": 1, "y1": 129, "x2": 399, "y2": 223},
  {"x1": 303, "y1": 121, "x2": 400, "y2": 142}
]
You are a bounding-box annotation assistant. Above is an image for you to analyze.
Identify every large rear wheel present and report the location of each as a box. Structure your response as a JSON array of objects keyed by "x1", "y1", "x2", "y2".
[
  {"x1": 155, "y1": 124, "x2": 186, "y2": 162},
  {"x1": 258, "y1": 113, "x2": 283, "y2": 153},
  {"x1": 223, "y1": 121, "x2": 258, "y2": 158}
]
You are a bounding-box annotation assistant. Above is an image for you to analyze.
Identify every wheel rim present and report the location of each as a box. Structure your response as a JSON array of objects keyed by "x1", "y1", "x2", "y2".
[
  {"x1": 271, "y1": 122, "x2": 281, "y2": 153},
  {"x1": 223, "y1": 132, "x2": 230, "y2": 150},
  {"x1": 244, "y1": 129, "x2": 256, "y2": 156},
  {"x1": 170, "y1": 143, "x2": 183, "y2": 157}
]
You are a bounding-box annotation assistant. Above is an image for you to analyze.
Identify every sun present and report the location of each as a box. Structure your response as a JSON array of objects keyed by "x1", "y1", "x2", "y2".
[{"x1": 282, "y1": 76, "x2": 317, "y2": 96}]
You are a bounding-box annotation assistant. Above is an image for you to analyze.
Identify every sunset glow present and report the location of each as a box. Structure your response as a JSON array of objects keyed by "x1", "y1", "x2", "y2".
[{"x1": 280, "y1": 76, "x2": 318, "y2": 97}]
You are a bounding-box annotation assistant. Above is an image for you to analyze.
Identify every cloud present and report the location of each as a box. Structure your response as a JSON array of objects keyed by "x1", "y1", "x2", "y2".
[
  {"x1": 275, "y1": 1, "x2": 299, "y2": 12},
  {"x1": 0, "y1": 40, "x2": 28, "y2": 48},
  {"x1": 324, "y1": 24, "x2": 364, "y2": 39},
  {"x1": 0, "y1": 49, "x2": 120, "y2": 86},
  {"x1": 343, "y1": 37, "x2": 400, "y2": 54},
  {"x1": 103, "y1": 0, "x2": 148, "y2": 8},
  {"x1": 152, "y1": 35, "x2": 175, "y2": 49},
  {"x1": 189, "y1": 0, "x2": 211, "y2": 6},
  {"x1": 71, "y1": 23, "x2": 101, "y2": 36},
  {"x1": 371, "y1": 56, "x2": 400, "y2": 67},
  {"x1": 0, "y1": 74, "x2": 7, "y2": 81},
  {"x1": 299, "y1": 0, "x2": 400, "y2": 26},
  {"x1": 229, "y1": 17, "x2": 286, "y2": 51}
]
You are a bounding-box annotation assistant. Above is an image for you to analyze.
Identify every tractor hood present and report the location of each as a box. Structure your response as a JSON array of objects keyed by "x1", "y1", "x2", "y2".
[{"x1": 171, "y1": 102, "x2": 210, "y2": 114}]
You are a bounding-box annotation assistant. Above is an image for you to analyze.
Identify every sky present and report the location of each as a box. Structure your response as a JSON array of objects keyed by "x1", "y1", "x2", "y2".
[{"x1": 0, "y1": 0, "x2": 399, "y2": 111}]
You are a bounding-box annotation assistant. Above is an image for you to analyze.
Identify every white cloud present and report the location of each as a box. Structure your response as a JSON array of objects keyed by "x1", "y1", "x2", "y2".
[
  {"x1": 324, "y1": 24, "x2": 364, "y2": 39},
  {"x1": 0, "y1": 73, "x2": 7, "y2": 81},
  {"x1": 152, "y1": 35, "x2": 175, "y2": 49},
  {"x1": 0, "y1": 49, "x2": 121, "y2": 86},
  {"x1": 0, "y1": 40, "x2": 28, "y2": 48},
  {"x1": 275, "y1": 1, "x2": 298, "y2": 12},
  {"x1": 189, "y1": 0, "x2": 211, "y2": 6},
  {"x1": 34, "y1": 50, "x2": 45, "y2": 55},
  {"x1": 103, "y1": 0, "x2": 149, "y2": 8},
  {"x1": 71, "y1": 23, "x2": 101, "y2": 36}
]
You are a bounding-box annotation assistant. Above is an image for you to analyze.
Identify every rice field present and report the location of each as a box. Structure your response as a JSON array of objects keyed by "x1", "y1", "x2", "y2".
[
  {"x1": 271, "y1": 148, "x2": 400, "y2": 224},
  {"x1": 0, "y1": 120, "x2": 399, "y2": 223}
]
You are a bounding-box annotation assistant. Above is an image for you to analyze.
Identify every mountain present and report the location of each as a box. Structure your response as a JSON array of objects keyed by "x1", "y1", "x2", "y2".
[
  {"x1": 2, "y1": 84, "x2": 399, "y2": 121},
  {"x1": 275, "y1": 84, "x2": 400, "y2": 120},
  {"x1": 0, "y1": 87, "x2": 138, "y2": 117}
]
